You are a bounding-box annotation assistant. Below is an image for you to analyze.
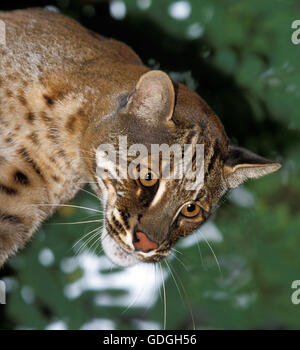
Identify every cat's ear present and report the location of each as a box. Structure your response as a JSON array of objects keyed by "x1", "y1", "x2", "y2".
[
  {"x1": 224, "y1": 145, "x2": 281, "y2": 188},
  {"x1": 127, "y1": 70, "x2": 175, "y2": 122}
]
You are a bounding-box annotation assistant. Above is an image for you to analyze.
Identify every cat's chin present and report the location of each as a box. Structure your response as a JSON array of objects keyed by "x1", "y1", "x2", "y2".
[{"x1": 101, "y1": 228, "x2": 138, "y2": 267}]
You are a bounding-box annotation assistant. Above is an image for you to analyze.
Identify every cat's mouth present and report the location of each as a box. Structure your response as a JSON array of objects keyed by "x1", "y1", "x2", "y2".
[{"x1": 101, "y1": 225, "x2": 170, "y2": 267}]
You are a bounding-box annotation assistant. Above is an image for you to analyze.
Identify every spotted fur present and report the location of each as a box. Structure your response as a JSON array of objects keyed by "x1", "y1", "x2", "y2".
[{"x1": 0, "y1": 8, "x2": 280, "y2": 267}]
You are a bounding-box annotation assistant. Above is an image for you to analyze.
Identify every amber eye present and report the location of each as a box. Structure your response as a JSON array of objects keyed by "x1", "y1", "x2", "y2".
[
  {"x1": 139, "y1": 167, "x2": 158, "y2": 187},
  {"x1": 181, "y1": 203, "x2": 201, "y2": 218}
]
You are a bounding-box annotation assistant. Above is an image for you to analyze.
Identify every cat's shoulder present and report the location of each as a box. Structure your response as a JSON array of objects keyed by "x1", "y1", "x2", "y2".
[{"x1": 0, "y1": 8, "x2": 142, "y2": 67}]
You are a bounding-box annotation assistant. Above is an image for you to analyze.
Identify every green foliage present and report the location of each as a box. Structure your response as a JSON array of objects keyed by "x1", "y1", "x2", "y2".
[{"x1": 1, "y1": 0, "x2": 300, "y2": 330}]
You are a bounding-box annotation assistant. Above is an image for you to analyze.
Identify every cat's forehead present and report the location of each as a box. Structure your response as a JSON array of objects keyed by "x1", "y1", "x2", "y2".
[{"x1": 174, "y1": 83, "x2": 228, "y2": 140}]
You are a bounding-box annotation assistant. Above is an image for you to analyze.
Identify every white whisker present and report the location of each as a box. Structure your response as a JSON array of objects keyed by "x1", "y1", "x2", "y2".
[
  {"x1": 196, "y1": 239, "x2": 207, "y2": 271},
  {"x1": 75, "y1": 229, "x2": 100, "y2": 256},
  {"x1": 47, "y1": 219, "x2": 102, "y2": 226},
  {"x1": 78, "y1": 156, "x2": 95, "y2": 161},
  {"x1": 171, "y1": 247, "x2": 183, "y2": 256},
  {"x1": 164, "y1": 259, "x2": 181, "y2": 297},
  {"x1": 171, "y1": 250, "x2": 188, "y2": 272},
  {"x1": 165, "y1": 259, "x2": 196, "y2": 330},
  {"x1": 72, "y1": 226, "x2": 100, "y2": 251},
  {"x1": 198, "y1": 230, "x2": 223, "y2": 277},
  {"x1": 80, "y1": 149, "x2": 96, "y2": 156},
  {"x1": 77, "y1": 186, "x2": 99, "y2": 200},
  {"x1": 90, "y1": 234, "x2": 102, "y2": 255},
  {"x1": 30, "y1": 203, "x2": 102, "y2": 213},
  {"x1": 159, "y1": 262, "x2": 167, "y2": 330}
]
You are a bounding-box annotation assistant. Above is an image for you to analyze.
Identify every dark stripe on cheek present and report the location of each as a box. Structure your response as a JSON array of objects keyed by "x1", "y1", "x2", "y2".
[
  {"x1": 119, "y1": 210, "x2": 130, "y2": 229},
  {"x1": 106, "y1": 219, "x2": 119, "y2": 236},
  {"x1": 0, "y1": 183, "x2": 18, "y2": 195},
  {"x1": 112, "y1": 214, "x2": 126, "y2": 235}
]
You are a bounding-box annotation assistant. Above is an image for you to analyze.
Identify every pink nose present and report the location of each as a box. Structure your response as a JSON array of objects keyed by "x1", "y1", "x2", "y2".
[{"x1": 133, "y1": 231, "x2": 159, "y2": 253}]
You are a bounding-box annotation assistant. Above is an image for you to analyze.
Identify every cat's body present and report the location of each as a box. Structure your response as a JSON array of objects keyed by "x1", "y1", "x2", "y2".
[{"x1": 0, "y1": 8, "x2": 280, "y2": 267}]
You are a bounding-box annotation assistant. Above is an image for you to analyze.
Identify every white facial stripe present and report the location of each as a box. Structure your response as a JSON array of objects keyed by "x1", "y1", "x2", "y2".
[
  {"x1": 150, "y1": 180, "x2": 166, "y2": 208},
  {"x1": 101, "y1": 227, "x2": 137, "y2": 267}
]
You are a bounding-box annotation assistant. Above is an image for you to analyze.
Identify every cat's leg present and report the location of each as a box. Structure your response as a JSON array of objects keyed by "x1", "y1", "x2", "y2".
[
  {"x1": 0, "y1": 167, "x2": 50, "y2": 267},
  {"x1": 0, "y1": 201, "x2": 47, "y2": 267},
  {"x1": 0, "y1": 222, "x2": 34, "y2": 267}
]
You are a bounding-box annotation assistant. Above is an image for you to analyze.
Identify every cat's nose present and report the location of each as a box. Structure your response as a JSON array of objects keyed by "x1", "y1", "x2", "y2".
[{"x1": 133, "y1": 231, "x2": 159, "y2": 253}]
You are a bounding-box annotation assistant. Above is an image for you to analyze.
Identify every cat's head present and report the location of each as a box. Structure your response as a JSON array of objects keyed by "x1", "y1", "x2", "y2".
[{"x1": 83, "y1": 70, "x2": 281, "y2": 266}]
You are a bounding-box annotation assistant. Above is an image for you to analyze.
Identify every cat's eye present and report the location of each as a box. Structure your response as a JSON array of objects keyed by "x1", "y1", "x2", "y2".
[
  {"x1": 181, "y1": 203, "x2": 201, "y2": 218},
  {"x1": 139, "y1": 168, "x2": 158, "y2": 187}
]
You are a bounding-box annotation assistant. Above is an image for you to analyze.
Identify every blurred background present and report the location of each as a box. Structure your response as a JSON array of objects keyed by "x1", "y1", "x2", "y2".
[{"x1": 0, "y1": 0, "x2": 300, "y2": 330}]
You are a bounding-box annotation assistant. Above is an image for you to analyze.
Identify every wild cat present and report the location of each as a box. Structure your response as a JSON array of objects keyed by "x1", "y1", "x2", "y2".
[{"x1": 0, "y1": 8, "x2": 280, "y2": 267}]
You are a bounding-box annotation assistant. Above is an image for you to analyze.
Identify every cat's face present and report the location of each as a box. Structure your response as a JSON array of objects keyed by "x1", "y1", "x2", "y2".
[{"x1": 84, "y1": 71, "x2": 280, "y2": 267}]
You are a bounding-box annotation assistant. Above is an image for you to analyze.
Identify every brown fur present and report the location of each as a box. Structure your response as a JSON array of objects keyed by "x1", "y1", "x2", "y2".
[{"x1": 0, "y1": 8, "x2": 280, "y2": 267}]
